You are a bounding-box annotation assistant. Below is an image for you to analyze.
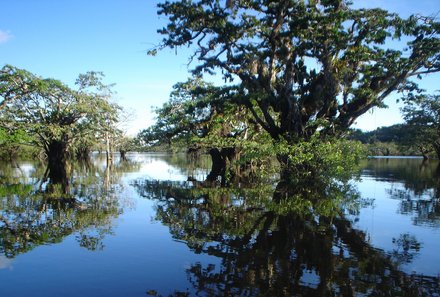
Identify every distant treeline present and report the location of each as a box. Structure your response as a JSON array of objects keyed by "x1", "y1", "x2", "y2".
[{"x1": 350, "y1": 124, "x2": 434, "y2": 158}]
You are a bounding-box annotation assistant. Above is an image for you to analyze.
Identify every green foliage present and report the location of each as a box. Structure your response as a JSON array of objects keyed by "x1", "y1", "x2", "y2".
[
  {"x1": 366, "y1": 141, "x2": 406, "y2": 156},
  {"x1": 142, "y1": 77, "x2": 367, "y2": 182},
  {"x1": 0, "y1": 127, "x2": 31, "y2": 145},
  {"x1": 137, "y1": 78, "x2": 207, "y2": 147},
  {"x1": 0, "y1": 127, "x2": 35, "y2": 158},
  {"x1": 351, "y1": 125, "x2": 412, "y2": 144},
  {"x1": 138, "y1": 77, "x2": 262, "y2": 148},
  {"x1": 114, "y1": 136, "x2": 139, "y2": 152},
  {"x1": 274, "y1": 134, "x2": 366, "y2": 180}
]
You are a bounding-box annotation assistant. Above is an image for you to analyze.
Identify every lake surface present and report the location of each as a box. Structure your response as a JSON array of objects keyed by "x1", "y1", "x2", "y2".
[{"x1": 0, "y1": 153, "x2": 439, "y2": 296}]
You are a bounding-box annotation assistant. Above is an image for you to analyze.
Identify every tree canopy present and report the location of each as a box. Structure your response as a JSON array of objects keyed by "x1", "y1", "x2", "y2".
[
  {"x1": 0, "y1": 65, "x2": 120, "y2": 155},
  {"x1": 138, "y1": 77, "x2": 273, "y2": 182},
  {"x1": 153, "y1": 0, "x2": 439, "y2": 149}
]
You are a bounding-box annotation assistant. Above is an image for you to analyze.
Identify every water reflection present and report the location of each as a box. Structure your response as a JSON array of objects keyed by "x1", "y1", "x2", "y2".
[
  {"x1": 133, "y1": 175, "x2": 440, "y2": 296},
  {"x1": 0, "y1": 254, "x2": 12, "y2": 269},
  {"x1": 0, "y1": 156, "x2": 139, "y2": 258},
  {"x1": 391, "y1": 233, "x2": 422, "y2": 265},
  {"x1": 362, "y1": 158, "x2": 440, "y2": 227},
  {"x1": 1, "y1": 154, "x2": 439, "y2": 296}
]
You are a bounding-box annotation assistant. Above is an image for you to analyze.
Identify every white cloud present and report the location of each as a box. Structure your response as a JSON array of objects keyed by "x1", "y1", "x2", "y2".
[
  {"x1": 0, "y1": 255, "x2": 13, "y2": 270},
  {"x1": 0, "y1": 30, "x2": 12, "y2": 43}
]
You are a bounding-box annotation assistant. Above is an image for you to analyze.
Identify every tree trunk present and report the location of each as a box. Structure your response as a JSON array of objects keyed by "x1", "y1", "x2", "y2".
[
  {"x1": 120, "y1": 150, "x2": 127, "y2": 161},
  {"x1": 418, "y1": 145, "x2": 430, "y2": 160},
  {"x1": 205, "y1": 147, "x2": 236, "y2": 184},
  {"x1": 206, "y1": 148, "x2": 226, "y2": 183},
  {"x1": 277, "y1": 154, "x2": 290, "y2": 172},
  {"x1": 105, "y1": 132, "x2": 113, "y2": 165},
  {"x1": 46, "y1": 140, "x2": 70, "y2": 194},
  {"x1": 433, "y1": 142, "x2": 440, "y2": 160}
]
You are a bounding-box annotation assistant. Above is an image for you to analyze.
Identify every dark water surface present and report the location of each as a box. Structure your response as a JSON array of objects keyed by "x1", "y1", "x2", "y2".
[{"x1": 0, "y1": 153, "x2": 439, "y2": 296}]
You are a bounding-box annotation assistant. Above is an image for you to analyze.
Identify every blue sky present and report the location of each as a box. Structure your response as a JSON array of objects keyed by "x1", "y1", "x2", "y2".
[{"x1": 0, "y1": 0, "x2": 439, "y2": 135}]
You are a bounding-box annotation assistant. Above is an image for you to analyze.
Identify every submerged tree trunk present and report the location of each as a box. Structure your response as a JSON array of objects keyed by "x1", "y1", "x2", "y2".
[
  {"x1": 206, "y1": 148, "x2": 226, "y2": 183},
  {"x1": 187, "y1": 146, "x2": 201, "y2": 163},
  {"x1": 120, "y1": 149, "x2": 127, "y2": 161},
  {"x1": 206, "y1": 147, "x2": 236, "y2": 184},
  {"x1": 418, "y1": 145, "x2": 430, "y2": 161},
  {"x1": 433, "y1": 142, "x2": 440, "y2": 160},
  {"x1": 46, "y1": 139, "x2": 70, "y2": 194},
  {"x1": 105, "y1": 132, "x2": 113, "y2": 165}
]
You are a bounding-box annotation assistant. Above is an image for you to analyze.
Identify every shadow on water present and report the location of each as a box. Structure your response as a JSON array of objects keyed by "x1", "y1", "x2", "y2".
[
  {"x1": 132, "y1": 170, "x2": 440, "y2": 296},
  {"x1": 0, "y1": 156, "x2": 140, "y2": 258}
]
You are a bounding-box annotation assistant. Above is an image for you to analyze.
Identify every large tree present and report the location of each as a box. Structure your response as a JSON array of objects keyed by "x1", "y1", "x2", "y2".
[
  {"x1": 0, "y1": 65, "x2": 121, "y2": 188},
  {"x1": 152, "y1": 0, "x2": 439, "y2": 169}
]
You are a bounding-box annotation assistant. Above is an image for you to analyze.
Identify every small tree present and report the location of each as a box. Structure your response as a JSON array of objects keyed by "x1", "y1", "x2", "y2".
[
  {"x1": 139, "y1": 77, "x2": 271, "y2": 182},
  {"x1": 121, "y1": 137, "x2": 142, "y2": 161}
]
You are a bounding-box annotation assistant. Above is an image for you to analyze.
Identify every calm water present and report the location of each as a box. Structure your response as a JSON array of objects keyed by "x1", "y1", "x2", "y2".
[{"x1": 0, "y1": 153, "x2": 439, "y2": 296}]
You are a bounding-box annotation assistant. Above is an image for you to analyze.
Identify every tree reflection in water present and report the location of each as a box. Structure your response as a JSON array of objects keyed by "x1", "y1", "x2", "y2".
[
  {"x1": 363, "y1": 158, "x2": 440, "y2": 227},
  {"x1": 0, "y1": 157, "x2": 139, "y2": 258},
  {"x1": 133, "y1": 175, "x2": 440, "y2": 296}
]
